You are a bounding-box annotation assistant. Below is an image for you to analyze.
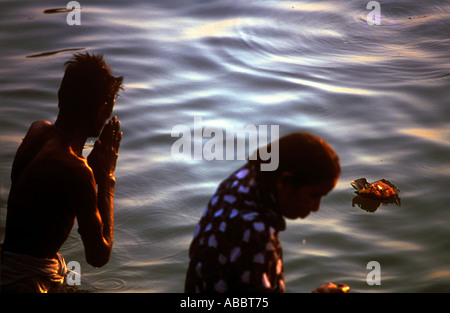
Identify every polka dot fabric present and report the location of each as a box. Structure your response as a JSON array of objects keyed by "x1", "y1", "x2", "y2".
[{"x1": 185, "y1": 162, "x2": 286, "y2": 293}]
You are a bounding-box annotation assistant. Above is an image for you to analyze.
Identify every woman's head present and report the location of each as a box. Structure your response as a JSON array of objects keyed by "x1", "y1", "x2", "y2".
[{"x1": 250, "y1": 132, "x2": 340, "y2": 219}]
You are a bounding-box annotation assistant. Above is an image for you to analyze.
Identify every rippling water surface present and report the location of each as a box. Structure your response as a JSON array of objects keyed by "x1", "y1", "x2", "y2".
[{"x1": 1, "y1": 0, "x2": 449, "y2": 292}]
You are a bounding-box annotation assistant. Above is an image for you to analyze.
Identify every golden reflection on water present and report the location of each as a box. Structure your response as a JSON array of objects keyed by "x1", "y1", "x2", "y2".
[
  {"x1": 276, "y1": 1, "x2": 339, "y2": 13},
  {"x1": 184, "y1": 18, "x2": 253, "y2": 39},
  {"x1": 383, "y1": 44, "x2": 436, "y2": 59},
  {"x1": 123, "y1": 83, "x2": 148, "y2": 89},
  {"x1": 184, "y1": 15, "x2": 343, "y2": 41},
  {"x1": 0, "y1": 134, "x2": 23, "y2": 144},
  {"x1": 337, "y1": 54, "x2": 388, "y2": 64},
  {"x1": 426, "y1": 270, "x2": 450, "y2": 280},
  {"x1": 284, "y1": 76, "x2": 376, "y2": 95},
  {"x1": 400, "y1": 128, "x2": 450, "y2": 147}
]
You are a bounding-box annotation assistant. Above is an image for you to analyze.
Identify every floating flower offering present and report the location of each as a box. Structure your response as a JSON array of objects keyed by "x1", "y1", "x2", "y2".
[{"x1": 351, "y1": 178, "x2": 399, "y2": 200}]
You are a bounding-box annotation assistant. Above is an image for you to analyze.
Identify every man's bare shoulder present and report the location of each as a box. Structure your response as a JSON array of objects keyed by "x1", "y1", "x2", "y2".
[
  {"x1": 11, "y1": 121, "x2": 54, "y2": 181},
  {"x1": 30, "y1": 119, "x2": 52, "y2": 129},
  {"x1": 26, "y1": 120, "x2": 53, "y2": 138},
  {"x1": 16, "y1": 120, "x2": 52, "y2": 151}
]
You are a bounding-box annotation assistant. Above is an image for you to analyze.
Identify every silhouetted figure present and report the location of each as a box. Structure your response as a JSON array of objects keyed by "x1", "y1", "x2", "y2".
[
  {"x1": 1, "y1": 53, "x2": 123, "y2": 293},
  {"x1": 185, "y1": 132, "x2": 349, "y2": 293}
]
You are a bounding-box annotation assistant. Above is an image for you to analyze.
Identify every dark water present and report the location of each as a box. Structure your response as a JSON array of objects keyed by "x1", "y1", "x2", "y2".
[{"x1": 1, "y1": 0, "x2": 449, "y2": 292}]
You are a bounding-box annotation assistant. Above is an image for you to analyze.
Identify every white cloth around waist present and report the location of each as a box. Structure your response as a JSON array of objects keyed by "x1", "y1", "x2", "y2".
[{"x1": 1, "y1": 248, "x2": 67, "y2": 293}]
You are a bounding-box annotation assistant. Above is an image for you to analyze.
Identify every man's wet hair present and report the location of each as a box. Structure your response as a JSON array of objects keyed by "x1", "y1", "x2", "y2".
[
  {"x1": 58, "y1": 52, "x2": 124, "y2": 117},
  {"x1": 250, "y1": 132, "x2": 341, "y2": 187}
]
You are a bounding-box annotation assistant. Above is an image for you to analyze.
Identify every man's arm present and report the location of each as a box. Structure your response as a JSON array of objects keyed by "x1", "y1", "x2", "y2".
[
  {"x1": 73, "y1": 163, "x2": 114, "y2": 268},
  {"x1": 96, "y1": 175, "x2": 115, "y2": 249},
  {"x1": 76, "y1": 117, "x2": 121, "y2": 268}
]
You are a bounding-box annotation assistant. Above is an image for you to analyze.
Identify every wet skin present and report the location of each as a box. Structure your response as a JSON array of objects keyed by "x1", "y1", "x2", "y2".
[{"x1": 3, "y1": 107, "x2": 121, "y2": 268}]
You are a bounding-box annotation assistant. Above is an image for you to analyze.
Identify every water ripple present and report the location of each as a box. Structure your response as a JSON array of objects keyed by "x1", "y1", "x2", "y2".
[
  {"x1": 1, "y1": 0, "x2": 449, "y2": 293},
  {"x1": 91, "y1": 277, "x2": 127, "y2": 291},
  {"x1": 26, "y1": 47, "x2": 85, "y2": 58}
]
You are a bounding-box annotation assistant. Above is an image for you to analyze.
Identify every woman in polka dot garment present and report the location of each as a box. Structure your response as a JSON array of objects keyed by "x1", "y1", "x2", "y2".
[{"x1": 185, "y1": 132, "x2": 344, "y2": 293}]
